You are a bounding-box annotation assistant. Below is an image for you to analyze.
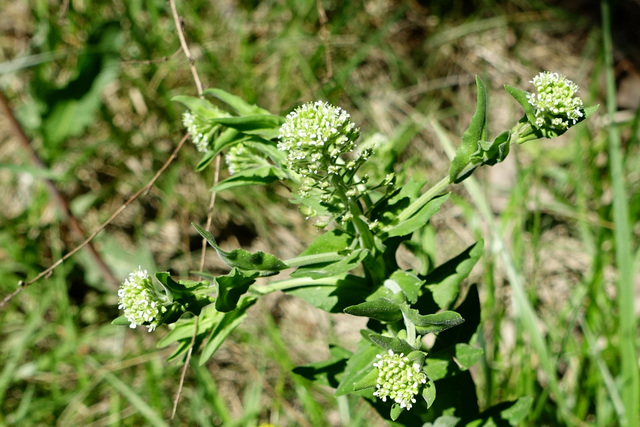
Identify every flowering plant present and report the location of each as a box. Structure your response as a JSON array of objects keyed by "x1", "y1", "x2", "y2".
[{"x1": 114, "y1": 73, "x2": 596, "y2": 424}]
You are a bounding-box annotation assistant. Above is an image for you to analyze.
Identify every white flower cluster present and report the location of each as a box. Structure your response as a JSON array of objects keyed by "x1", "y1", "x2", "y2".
[
  {"x1": 117, "y1": 267, "x2": 168, "y2": 332},
  {"x1": 373, "y1": 349, "x2": 427, "y2": 410},
  {"x1": 526, "y1": 72, "x2": 584, "y2": 131},
  {"x1": 182, "y1": 112, "x2": 213, "y2": 153},
  {"x1": 278, "y1": 101, "x2": 361, "y2": 195}
]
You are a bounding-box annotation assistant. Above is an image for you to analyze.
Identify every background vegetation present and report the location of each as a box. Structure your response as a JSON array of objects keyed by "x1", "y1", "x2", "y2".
[{"x1": 1, "y1": 0, "x2": 638, "y2": 425}]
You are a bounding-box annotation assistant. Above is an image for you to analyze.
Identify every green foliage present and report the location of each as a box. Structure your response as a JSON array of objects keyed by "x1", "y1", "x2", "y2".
[
  {"x1": 139, "y1": 71, "x2": 598, "y2": 424},
  {"x1": 2, "y1": 1, "x2": 620, "y2": 425}
]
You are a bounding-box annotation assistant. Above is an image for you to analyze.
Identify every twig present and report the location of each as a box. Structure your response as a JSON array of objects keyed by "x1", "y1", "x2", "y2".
[
  {"x1": 317, "y1": 0, "x2": 333, "y2": 82},
  {"x1": 171, "y1": 155, "x2": 223, "y2": 418},
  {"x1": 169, "y1": 0, "x2": 204, "y2": 96},
  {"x1": 0, "y1": 134, "x2": 189, "y2": 310},
  {"x1": 168, "y1": 0, "x2": 218, "y2": 418},
  {"x1": 0, "y1": 89, "x2": 117, "y2": 288}
]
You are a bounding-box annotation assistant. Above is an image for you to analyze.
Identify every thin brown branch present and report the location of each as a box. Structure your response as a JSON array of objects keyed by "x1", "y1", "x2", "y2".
[
  {"x1": 168, "y1": 0, "x2": 215, "y2": 418},
  {"x1": 317, "y1": 0, "x2": 333, "y2": 82},
  {"x1": 169, "y1": 0, "x2": 204, "y2": 96},
  {"x1": 0, "y1": 133, "x2": 189, "y2": 310},
  {"x1": 172, "y1": 113, "x2": 223, "y2": 422},
  {"x1": 171, "y1": 315, "x2": 198, "y2": 419},
  {"x1": 0, "y1": 89, "x2": 118, "y2": 287}
]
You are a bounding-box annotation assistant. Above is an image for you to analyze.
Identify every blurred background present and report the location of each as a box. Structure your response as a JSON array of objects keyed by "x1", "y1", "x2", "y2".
[{"x1": 1, "y1": 0, "x2": 639, "y2": 425}]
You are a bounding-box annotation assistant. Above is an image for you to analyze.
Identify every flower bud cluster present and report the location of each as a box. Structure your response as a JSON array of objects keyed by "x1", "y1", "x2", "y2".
[
  {"x1": 117, "y1": 267, "x2": 169, "y2": 332},
  {"x1": 373, "y1": 349, "x2": 427, "y2": 410},
  {"x1": 278, "y1": 101, "x2": 361, "y2": 197},
  {"x1": 526, "y1": 72, "x2": 584, "y2": 132},
  {"x1": 182, "y1": 112, "x2": 214, "y2": 153},
  {"x1": 225, "y1": 143, "x2": 268, "y2": 175}
]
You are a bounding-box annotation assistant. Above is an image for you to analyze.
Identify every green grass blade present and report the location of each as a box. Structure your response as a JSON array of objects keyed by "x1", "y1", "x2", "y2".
[
  {"x1": 601, "y1": 2, "x2": 639, "y2": 426},
  {"x1": 86, "y1": 357, "x2": 170, "y2": 426},
  {"x1": 430, "y1": 118, "x2": 571, "y2": 424}
]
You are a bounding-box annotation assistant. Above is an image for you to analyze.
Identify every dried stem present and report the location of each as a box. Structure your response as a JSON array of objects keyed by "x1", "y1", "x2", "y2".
[
  {"x1": 169, "y1": 0, "x2": 204, "y2": 96},
  {"x1": 168, "y1": 0, "x2": 221, "y2": 418}
]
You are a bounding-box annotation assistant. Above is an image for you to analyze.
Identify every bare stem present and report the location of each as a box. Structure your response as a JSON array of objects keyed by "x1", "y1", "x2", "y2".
[{"x1": 169, "y1": 0, "x2": 204, "y2": 96}]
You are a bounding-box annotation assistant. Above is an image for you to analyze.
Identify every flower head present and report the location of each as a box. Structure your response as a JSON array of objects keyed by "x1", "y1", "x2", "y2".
[
  {"x1": 526, "y1": 72, "x2": 584, "y2": 132},
  {"x1": 372, "y1": 350, "x2": 427, "y2": 410},
  {"x1": 117, "y1": 267, "x2": 169, "y2": 332},
  {"x1": 278, "y1": 101, "x2": 360, "y2": 190},
  {"x1": 182, "y1": 112, "x2": 214, "y2": 153}
]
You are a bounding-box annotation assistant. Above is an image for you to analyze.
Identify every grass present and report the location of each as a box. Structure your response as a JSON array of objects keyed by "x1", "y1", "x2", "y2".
[{"x1": 1, "y1": 0, "x2": 639, "y2": 425}]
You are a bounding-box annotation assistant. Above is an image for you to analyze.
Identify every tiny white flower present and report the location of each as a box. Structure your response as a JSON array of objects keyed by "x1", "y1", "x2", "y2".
[
  {"x1": 527, "y1": 72, "x2": 584, "y2": 132},
  {"x1": 182, "y1": 112, "x2": 213, "y2": 153},
  {"x1": 372, "y1": 350, "x2": 428, "y2": 410},
  {"x1": 117, "y1": 267, "x2": 169, "y2": 332}
]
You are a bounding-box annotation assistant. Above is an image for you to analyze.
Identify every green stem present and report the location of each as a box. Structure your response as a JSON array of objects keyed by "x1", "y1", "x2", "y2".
[
  {"x1": 250, "y1": 275, "x2": 343, "y2": 295},
  {"x1": 394, "y1": 175, "x2": 451, "y2": 225},
  {"x1": 331, "y1": 175, "x2": 375, "y2": 251},
  {"x1": 512, "y1": 122, "x2": 539, "y2": 145}
]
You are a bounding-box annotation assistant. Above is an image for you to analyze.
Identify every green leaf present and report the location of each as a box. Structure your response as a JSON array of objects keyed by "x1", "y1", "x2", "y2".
[
  {"x1": 154, "y1": 272, "x2": 209, "y2": 295},
  {"x1": 196, "y1": 128, "x2": 241, "y2": 171},
  {"x1": 352, "y1": 366, "x2": 379, "y2": 391},
  {"x1": 424, "y1": 354, "x2": 450, "y2": 382},
  {"x1": 172, "y1": 95, "x2": 229, "y2": 120},
  {"x1": 295, "y1": 229, "x2": 354, "y2": 256},
  {"x1": 344, "y1": 297, "x2": 403, "y2": 322},
  {"x1": 335, "y1": 338, "x2": 380, "y2": 396},
  {"x1": 199, "y1": 296, "x2": 257, "y2": 365},
  {"x1": 370, "y1": 179, "x2": 423, "y2": 227},
  {"x1": 402, "y1": 306, "x2": 465, "y2": 334},
  {"x1": 455, "y1": 343, "x2": 483, "y2": 370},
  {"x1": 390, "y1": 403, "x2": 404, "y2": 421},
  {"x1": 584, "y1": 104, "x2": 599, "y2": 119},
  {"x1": 473, "y1": 130, "x2": 511, "y2": 166},
  {"x1": 284, "y1": 274, "x2": 372, "y2": 313},
  {"x1": 364, "y1": 331, "x2": 415, "y2": 355},
  {"x1": 193, "y1": 223, "x2": 287, "y2": 274},
  {"x1": 203, "y1": 88, "x2": 271, "y2": 116},
  {"x1": 211, "y1": 165, "x2": 285, "y2": 192},
  {"x1": 291, "y1": 249, "x2": 369, "y2": 279},
  {"x1": 384, "y1": 193, "x2": 450, "y2": 238},
  {"x1": 388, "y1": 270, "x2": 424, "y2": 304},
  {"x1": 209, "y1": 114, "x2": 284, "y2": 133},
  {"x1": 422, "y1": 379, "x2": 436, "y2": 409},
  {"x1": 112, "y1": 315, "x2": 131, "y2": 326},
  {"x1": 422, "y1": 240, "x2": 484, "y2": 309},
  {"x1": 449, "y1": 76, "x2": 488, "y2": 183},
  {"x1": 214, "y1": 268, "x2": 259, "y2": 312},
  {"x1": 504, "y1": 84, "x2": 537, "y2": 125}
]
